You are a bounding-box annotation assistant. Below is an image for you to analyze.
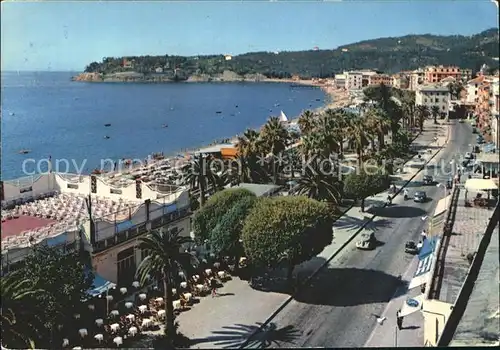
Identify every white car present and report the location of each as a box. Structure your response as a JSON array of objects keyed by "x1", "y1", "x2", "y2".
[{"x1": 356, "y1": 232, "x2": 376, "y2": 250}]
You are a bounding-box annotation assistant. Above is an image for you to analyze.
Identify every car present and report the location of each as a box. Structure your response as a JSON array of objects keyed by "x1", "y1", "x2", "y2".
[
  {"x1": 459, "y1": 119, "x2": 464, "y2": 123},
  {"x1": 414, "y1": 191, "x2": 427, "y2": 203},
  {"x1": 465, "y1": 152, "x2": 473, "y2": 159},
  {"x1": 462, "y1": 158, "x2": 470, "y2": 167},
  {"x1": 405, "y1": 241, "x2": 420, "y2": 254},
  {"x1": 472, "y1": 128, "x2": 477, "y2": 134},
  {"x1": 476, "y1": 137, "x2": 485, "y2": 144},
  {"x1": 356, "y1": 232, "x2": 376, "y2": 250},
  {"x1": 423, "y1": 175, "x2": 434, "y2": 185},
  {"x1": 446, "y1": 179, "x2": 453, "y2": 189}
]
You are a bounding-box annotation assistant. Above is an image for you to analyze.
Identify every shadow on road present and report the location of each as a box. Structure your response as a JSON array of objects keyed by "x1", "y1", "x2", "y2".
[
  {"x1": 334, "y1": 214, "x2": 392, "y2": 232},
  {"x1": 293, "y1": 267, "x2": 408, "y2": 306},
  {"x1": 367, "y1": 205, "x2": 428, "y2": 218},
  {"x1": 189, "y1": 322, "x2": 301, "y2": 349}
]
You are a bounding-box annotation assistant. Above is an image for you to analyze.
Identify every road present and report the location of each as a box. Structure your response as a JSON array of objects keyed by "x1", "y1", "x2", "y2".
[{"x1": 246, "y1": 121, "x2": 476, "y2": 348}]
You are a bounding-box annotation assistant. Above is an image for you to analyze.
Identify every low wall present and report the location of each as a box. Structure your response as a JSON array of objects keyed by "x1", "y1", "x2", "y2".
[{"x1": 437, "y1": 202, "x2": 499, "y2": 346}]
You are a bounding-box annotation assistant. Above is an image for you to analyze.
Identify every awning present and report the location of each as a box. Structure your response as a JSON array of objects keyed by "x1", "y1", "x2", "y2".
[
  {"x1": 408, "y1": 254, "x2": 433, "y2": 289},
  {"x1": 465, "y1": 179, "x2": 498, "y2": 191},
  {"x1": 433, "y1": 195, "x2": 450, "y2": 217},
  {"x1": 116, "y1": 220, "x2": 134, "y2": 231},
  {"x1": 400, "y1": 294, "x2": 425, "y2": 317},
  {"x1": 86, "y1": 269, "x2": 116, "y2": 297}
]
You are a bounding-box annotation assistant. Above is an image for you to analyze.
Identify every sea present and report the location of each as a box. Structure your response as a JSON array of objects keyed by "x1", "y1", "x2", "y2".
[{"x1": 1, "y1": 71, "x2": 326, "y2": 180}]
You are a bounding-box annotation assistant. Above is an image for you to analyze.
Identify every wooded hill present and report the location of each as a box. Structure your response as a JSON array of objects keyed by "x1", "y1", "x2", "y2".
[{"x1": 84, "y1": 28, "x2": 499, "y2": 80}]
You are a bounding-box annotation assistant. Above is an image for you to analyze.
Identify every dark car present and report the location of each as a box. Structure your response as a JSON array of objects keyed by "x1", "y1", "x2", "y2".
[
  {"x1": 423, "y1": 175, "x2": 434, "y2": 185},
  {"x1": 472, "y1": 127, "x2": 477, "y2": 134},
  {"x1": 414, "y1": 191, "x2": 427, "y2": 203},
  {"x1": 405, "y1": 241, "x2": 419, "y2": 254}
]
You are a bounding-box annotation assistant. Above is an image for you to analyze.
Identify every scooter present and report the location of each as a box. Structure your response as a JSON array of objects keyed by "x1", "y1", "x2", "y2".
[{"x1": 404, "y1": 193, "x2": 409, "y2": 201}]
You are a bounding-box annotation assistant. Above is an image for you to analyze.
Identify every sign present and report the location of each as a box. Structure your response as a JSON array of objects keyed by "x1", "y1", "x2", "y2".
[
  {"x1": 415, "y1": 254, "x2": 433, "y2": 277},
  {"x1": 406, "y1": 298, "x2": 420, "y2": 308}
]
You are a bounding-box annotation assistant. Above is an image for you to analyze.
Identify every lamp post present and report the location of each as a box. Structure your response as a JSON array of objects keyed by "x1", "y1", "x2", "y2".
[{"x1": 99, "y1": 286, "x2": 116, "y2": 316}]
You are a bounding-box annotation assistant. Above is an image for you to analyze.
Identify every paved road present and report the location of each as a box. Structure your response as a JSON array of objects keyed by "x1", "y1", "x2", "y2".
[{"x1": 248, "y1": 121, "x2": 476, "y2": 348}]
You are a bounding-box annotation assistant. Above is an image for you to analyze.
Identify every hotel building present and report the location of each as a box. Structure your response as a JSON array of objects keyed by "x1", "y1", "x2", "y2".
[
  {"x1": 415, "y1": 84, "x2": 451, "y2": 118},
  {"x1": 1, "y1": 171, "x2": 191, "y2": 286}
]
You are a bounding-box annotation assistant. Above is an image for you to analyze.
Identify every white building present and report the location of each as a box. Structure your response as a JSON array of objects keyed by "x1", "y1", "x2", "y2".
[
  {"x1": 409, "y1": 68, "x2": 425, "y2": 91},
  {"x1": 465, "y1": 76, "x2": 485, "y2": 104},
  {"x1": 345, "y1": 71, "x2": 363, "y2": 91},
  {"x1": 415, "y1": 84, "x2": 451, "y2": 118},
  {"x1": 491, "y1": 78, "x2": 500, "y2": 148},
  {"x1": 334, "y1": 73, "x2": 346, "y2": 89}
]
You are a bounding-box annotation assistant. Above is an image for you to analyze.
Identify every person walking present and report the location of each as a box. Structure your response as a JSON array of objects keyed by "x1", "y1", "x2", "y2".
[
  {"x1": 210, "y1": 277, "x2": 218, "y2": 298},
  {"x1": 396, "y1": 310, "x2": 403, "y2": 330}
]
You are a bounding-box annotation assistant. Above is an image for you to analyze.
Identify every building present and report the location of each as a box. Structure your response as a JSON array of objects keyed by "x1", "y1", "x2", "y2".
[
  {"x1": 359, "y1": 70, "x2": 378, "y2": 88},
  {"x1": 368, "y1": 74, "x2": 393, "y2": 87},
  {"x1": 424, "y1": 65, "x2": 471, "y2": 84},
  {"x1": 195, "y1": 143, "x2": 238, "y2": 159},
  {"x1": 155, "y1": 67, "x2": 163, "y2": 73},
  {"x1": 475, "y1": 77, "x2": 500, "y2": 144},
  {"x1": 345, "y1": 71, "x2": 363, "y2": 91},
  {"x1": 224, "y1": 55, "x2": 232, "y2": 61},
  {"x1": 409, "y1": 68, "x2": 426, "y2": 91},
  {"x1": 1, "y1": 172, "x2": 191, "y2": 285},
  {"x1": 415, "y1": 84, "x2": 451, "y2": 118},
  {"x1": 465, "y1": 76, "x2": 485, "y2": 104},
  {"x1": 334, "y1": 73, "x2": 346, "y2": 90},
  {"x1": 491, "y1": 79, "x2": 500, "y2": 148}
]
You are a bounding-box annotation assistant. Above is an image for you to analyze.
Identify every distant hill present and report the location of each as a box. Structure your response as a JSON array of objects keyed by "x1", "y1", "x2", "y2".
[{"x1": 81, "y1": 28, "x2": 499, "y2": 81}]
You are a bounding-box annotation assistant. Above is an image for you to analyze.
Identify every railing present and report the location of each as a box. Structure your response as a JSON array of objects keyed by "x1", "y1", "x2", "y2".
[{"x1": 436, "y1": 202, "x2": 499, "y2": 346}]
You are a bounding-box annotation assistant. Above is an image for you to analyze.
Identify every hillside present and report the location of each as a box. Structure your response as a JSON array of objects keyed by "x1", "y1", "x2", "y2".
[{"x1": 79, "y1": 28, "x2": 499, "y2": 82}]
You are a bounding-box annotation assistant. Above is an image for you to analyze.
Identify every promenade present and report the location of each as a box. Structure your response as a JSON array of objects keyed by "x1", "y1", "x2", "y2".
[{"x1": 177, "y1": 120, "x2": 450, "y2": 348}]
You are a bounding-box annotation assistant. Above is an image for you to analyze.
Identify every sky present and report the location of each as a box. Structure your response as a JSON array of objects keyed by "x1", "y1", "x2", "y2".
[{"x1": 1, "y1": 0, "x2": 498, "y2": 71}]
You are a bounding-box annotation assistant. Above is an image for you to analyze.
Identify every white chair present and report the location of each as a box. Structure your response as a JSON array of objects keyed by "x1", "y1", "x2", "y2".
[
  {"x1": 125, "y1": 302, "x2": 133, "y2": 309},
  {"x1": 94, "y1": 334, "x2": 104, "y2": 343},
  {"x1": 141, "y1": 318, "x2": 152, "y2": 328},
  {"x1": 95, "y1": 318, "x2": 103, "y2": 327},
  {"x1": 183, "y1": 293, "x2": 192, "y2": 301},
  {"x1": 62, "y1": 338, "x2": 69, "y2": 347},
  {"x1": 138, "y1": 305, "x2": 148, "y2": 313},
  {"x1": 132, "y1": 281, "x2": 140, "y2": 288},
  {"x1": 113, "y1": 336, "x2": 123, "y2": 347},
  {"x1": 78, "y1": 328, "x2": 87, "y2": 338},
  {"x1": 128, "y1": 326, "x2": 138, "y2": 337},
  {"x1": 157, "y1": 309, "x2": 166, "y2": 319},
  {"x1": 126, "y1": 314, "x2": 135, "y2": 321},
  {"x1": 155, "y1": 297, "x2": 163, "y2": 302},
  {"x1": 120, "y1": 287, "x2": 127, "y2": 294},
  {"x1": 173, "y1": 300, "x2": 181, "y2": 310},
  {"x1": 110, "y1": 309, "x2": 119, "y2": 317},
  {"x1": 180, "y1": 282, "x2": 187, "y2": 289},
  {"x1": 110, "y1": 323, "x2": 120, "y2": 332}
]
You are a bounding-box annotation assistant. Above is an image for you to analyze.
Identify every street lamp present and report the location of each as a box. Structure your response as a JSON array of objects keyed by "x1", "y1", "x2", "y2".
[
  {"x1": 436, "y1": 183, "x2": 448, "y2": 207},
  {"x1": 99, "y1": 286, "x2": 116, "y2": 315}
]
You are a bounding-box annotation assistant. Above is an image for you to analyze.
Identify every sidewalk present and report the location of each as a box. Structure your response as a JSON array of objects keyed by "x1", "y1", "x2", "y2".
[{"x1": 177, "y1": 121, "x2": 450, "y2": 348}]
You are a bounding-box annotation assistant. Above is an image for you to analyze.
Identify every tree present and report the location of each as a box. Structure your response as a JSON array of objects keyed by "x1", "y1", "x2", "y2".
[
  {"x1": 209, "y1": 196, "x2": 257, "y2": 263},
  {"x1": 297, "y1": 110, "x2": 317, "y2": 135},
  {"x1": 19, "y1": 246, "x2": 94, "y2": 348},
  {"x1": 416, "y1": 105, "x2": 429, "y2": 131},
  {"x1": 431, "y1": 105, "x2": 440, "y2": 124},
  {"x1": 241, "y1": 196, "x2": 335, "y2": 283},
  {"x1": 343, "y1": 169, "x2": 390, "y2": 212},
  {"x1": 136, "y1": 227, "x2": 196, "y2": 346},
  {"x1": 182, "y1": 154, "x2": 221, "y2": 206},
  {"x1": 192, "y1": 188, "x2": 256, "y2": 244},
  {"x1": 260, "y1": 117, "x2": 290, "y2": 184},
  {"x1": 1, "y1": 273, "x2": 44, "y2": 349},
  {"x1": 294, "y1": 159, "x2": 343, "y2": 205},
  {"x1": 346, "y1": 117, "x2": 370, "y2": 168}
]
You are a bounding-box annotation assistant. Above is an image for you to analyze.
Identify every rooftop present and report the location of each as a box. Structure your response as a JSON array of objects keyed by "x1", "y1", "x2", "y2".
[
  {"x1": 436, "y1": 189, "x2": 495, "y2": 304},
  {"x1": 450, "y1": 222, "x2": 499, "y2": 346},
  {"x1": 417, "y1": 84, "x2": 450, "y2": 92},
  {"x1": 195, "y1": 143, "x2": 236, "y2": 155}
]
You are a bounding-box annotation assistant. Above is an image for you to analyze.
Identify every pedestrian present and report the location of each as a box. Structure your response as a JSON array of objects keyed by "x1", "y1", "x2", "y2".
[
  {"x1": 396, "y1": 310, "x2": 403, "y2": 330},
  {"x1": 210, "y1": 277, "x2": 218, "y2": 298}
]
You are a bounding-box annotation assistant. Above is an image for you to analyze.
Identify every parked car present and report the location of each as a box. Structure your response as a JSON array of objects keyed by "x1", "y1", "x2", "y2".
[
  {"x1": 356, "y1": 232, "x2": 376, "y2": 250},
  {"x1": 405, "y1": 241, "x2": 419, "y2": 254},
  {"x1": 472, "y1": 127, "x2": 477, "y2": 134},
  {"x1": 446, "y1": 179, "x2": 453, "y2": 189},
  {"x1": 476, "y1": 136, "x2": 484, "y2": 144},
  {"x1": 423, "y1": 175, "x2": 434, "y2": 185},
  {"x1": 459, "y1": 119, "x2": 464, "y2": 123},
  {"x1": 464, "y1": 152, "x2": 473, "y2": 159},
  {"x1": 414, "y1": 191, "x2": 428, "y2": 203}
]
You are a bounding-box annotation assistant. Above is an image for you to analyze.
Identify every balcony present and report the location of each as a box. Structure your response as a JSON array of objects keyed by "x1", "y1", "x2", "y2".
[{"x1": 91, "y1": 207, "x2": 191, "y2": 254}]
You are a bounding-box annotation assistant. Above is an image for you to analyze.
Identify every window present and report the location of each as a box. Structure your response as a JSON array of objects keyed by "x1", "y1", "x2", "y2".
[
  {"x1": 435, "y1": 98, "x2": 439, "y2": 103},
  {"x1": 110, "y1": 188, "x2": 122, "y2": 194},
  {"x1": 117, "y1": 247, "x2": 136, "y2": 285},
  {"x1": 67, "y1": 184, "x2": 79, "y2": 189},
  {"x1": 424, "y1": 98, "x2": 428, "y2": 103}
]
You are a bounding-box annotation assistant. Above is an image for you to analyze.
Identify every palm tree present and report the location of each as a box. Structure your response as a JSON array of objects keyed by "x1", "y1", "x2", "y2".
[
  {"x1": 182, "y1": 154, "x2": 221, "y2": 206},
  {"x1": 346, "y1": 117, "x2": 370, "y2": 168},
  {"x1": 136, "y1": 228, "x2": 197, "y2": 345},
  {"x1": 236, "y1": 129, "x2": 262, "y2": 158},
  {"x1": 1, "y1": 273, "x2": 43, "y2": 349},
  {"x1": 297, "y1": 110, "x2": 317, "y2": 135},
  {"x1": 430, "y1": 105, "x2": 440, "y2": 124},
  {"x1": 260, "y1": 117, "x2": 289, "y2": 184},
  {"x1": 365, "y1": 107, "x2": 391, "y2": 151},
  {"x1": 294, "y1": 160, "x2": 343, "y2": 205},
  {"x1": 416, "y1": 105, "x2": 429, "y2": 131}
]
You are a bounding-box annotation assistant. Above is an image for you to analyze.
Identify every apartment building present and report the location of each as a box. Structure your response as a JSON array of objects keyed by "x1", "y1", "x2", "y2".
[
  {"x1": 334, "y1": 73, "x2": 346, "y2": 89},
  {"x1": 465, "y1": 76, "x2": 485, "y2": 104},
  {"x1": 424, "y1": 65, "x2": 472, "y2": 84},
  {"x1": 345, "y1": 71, "x2": 363, "y2": 91},
  {"x1": 359, "y1": 70, "x2": 378, "y2": 88},
  {"x1": 416, "y1": 84, "x2": 451, "y2": 118},
  {"x1": 368, "y1": 74, "x2": 393, "y2": 87},
  {"x1": 409, "y1": 68, "x2": 426, "y2": 91}
]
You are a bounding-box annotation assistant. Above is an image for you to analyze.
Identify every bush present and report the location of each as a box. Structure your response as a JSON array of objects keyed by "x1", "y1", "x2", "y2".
[
  {"x1": 343, "y1": 170, "x2": 390, "y2": 211},
  {"x1": 192, "y1": 188, "x2": 256, "y2": 244},
  {"x1": 241, "y1": 196, "x2": 334, "y2": 279}
]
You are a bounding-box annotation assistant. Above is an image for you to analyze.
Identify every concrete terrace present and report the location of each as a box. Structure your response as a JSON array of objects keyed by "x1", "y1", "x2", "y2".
[
  {"x1": 436, "y1": 190, "x2": 495, "y2": 304},
  {"x1": 450, "y1": 222, "x2": 499, "y2": 346}
]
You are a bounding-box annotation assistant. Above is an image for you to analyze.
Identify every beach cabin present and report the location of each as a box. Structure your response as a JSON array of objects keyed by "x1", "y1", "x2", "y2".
[{"x1": 194, "y1": 143, "x2": 238, "y2": 160}]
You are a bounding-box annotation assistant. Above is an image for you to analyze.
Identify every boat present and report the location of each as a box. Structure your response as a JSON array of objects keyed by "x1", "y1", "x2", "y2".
[
  {"x1": 162, "y1": 124, "x2": 168, "y2": 128},
  {"x1": 9, "y1": 112, "x2": 15, "y2": 116},
  {"x1": 18, "y1": 149, "x2": 31, "y2": 154},
  {"x1": 215, "y1": 111, "x2": 222, "y2": 114},
  {"x1": 315, "y1": 98, "x2": 321, "y2": 101},
  {"x1": 104, "y1": 136, "x2": 110, "y2": 139},
  {"x1": 279, "y1": 110, "x2": 289, "y2": 123},
  {"x1": 104, "y1": 123, "x2": 111, "y2": 127}
]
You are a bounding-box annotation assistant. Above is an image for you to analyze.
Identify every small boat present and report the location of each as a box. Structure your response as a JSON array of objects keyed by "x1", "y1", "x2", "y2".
[
  {"x1": 315, "y1": 98, "x2": 321, "y2": 101},
  {"x1": 215, "y1": 111, "x2": 222, "y2": 114},
  {"x1": 235, "y1": 105, "x2": 238, "y2": 108},
  {"x1": 9, "y1": 112, "x2": 15, "y2": 116},
  {"x1": 279, "y1": 110, "x2": 289, "y2": 123},
  {"x1": 104, "y1": 123, "x2": 111, "y2": 127},
  {"x1": 18, "y1": 149, "x2": 31, "y2": 154},
  {"x1": 274, "y1": 103, "x2": 280, "y2": 107},
  {"x1": 104, "y1": 136, "x2": 110, "y2": 139},
  {"x1": 162, "y1": 124, "x2": 168, "y2": 128}
]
